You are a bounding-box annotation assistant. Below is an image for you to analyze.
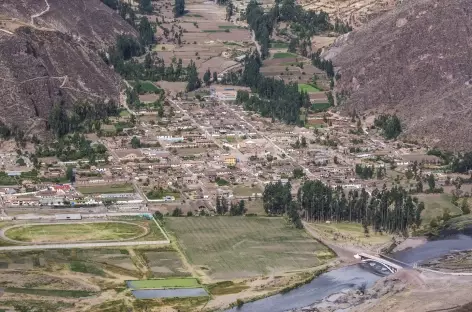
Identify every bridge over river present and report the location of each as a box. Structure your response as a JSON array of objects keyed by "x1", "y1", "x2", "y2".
[{"x1": 355, "y1": 252, "x2": 410, "y2": 273}]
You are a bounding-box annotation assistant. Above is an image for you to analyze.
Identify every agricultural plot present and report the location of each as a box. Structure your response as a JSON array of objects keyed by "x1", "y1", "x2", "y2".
[
  {"x1": 4, "y1": 222, "x2": 146, "y2": 243},
  {"x1": 127, "y1": 278, "x2": 200, "y2": 289},
  {"x1": 417, "y1": 193, "x2": 462, "y2": 223},
  {"x1": 299, "y1": 83, "x2": 321, "y2": 93},
  {"x1": 232, "y1": 185, "x2": 262, "y2": 197},
  {"x1": 166, "y1": 217, "x2": 334, "y2": 279},
  {"x1": 270, "y1": 40, "x2": 289, "y2": 48},
  {"x1": 76, "y1": 183, "x2": 134, "y2": 194},
  {"x1": 305, "y1": 222, "x2": 392, "y2": 248},
  {"x1": 311, "y1": 102, "x2": 331, "y2": 112},
  {"x1": 142, "y1": 250, "x2": 190, "y2": 277},
  {"x1": 129, "y1": 80, "x2": 161, "y2": 94}
]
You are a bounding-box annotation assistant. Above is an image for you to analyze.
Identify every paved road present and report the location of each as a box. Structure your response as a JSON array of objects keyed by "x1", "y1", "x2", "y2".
[{"x1": 0, "y1": 240, "x2": 169, "y2": 251}]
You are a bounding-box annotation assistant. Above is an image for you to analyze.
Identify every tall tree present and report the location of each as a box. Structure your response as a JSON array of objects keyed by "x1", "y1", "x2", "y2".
[
  {"x1": 203, "y1": 69, "x2": 211, "y2": 86},
  {"x1": 174, "y1": 0, "x2": 185, "y2": 17},
  {"x1": 138, "y1": 0, "x2": 153, "y2": 13}
]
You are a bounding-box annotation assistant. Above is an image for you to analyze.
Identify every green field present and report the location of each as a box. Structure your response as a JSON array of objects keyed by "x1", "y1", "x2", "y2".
[
  {"x1": 270, "y1": 41, "x2": 289, "y2": 49},
  {"x1": 417, "y1": 193, "x2": 462, "y2": 223},
  {"x1": 165, "y1": 217, "x2": 334, "y2": 279},
  {"x1": 4, "y1": 222, "x2": 146, "y2": 243},
  {"x1": 77, "y1": 183, "x2": 134, "y2": 194},
  {"x1": 119, "y1": 109, "x2": 130, "y2": 117},
  {"x1": 299, "y1": 83, "x2": 321, "y2": 93},
  {"x1": 128, "y1": 278, "x2": 200, "y2": 289},
  {"x1": 272, "y1": 52, "x2": 298, "y2": 59},
  {"x1": 130, "y1": 80, "x2": 161, "y2": 94},
  {"x1": 311, "y1": 103, "x2": 331, "y2": 112}
]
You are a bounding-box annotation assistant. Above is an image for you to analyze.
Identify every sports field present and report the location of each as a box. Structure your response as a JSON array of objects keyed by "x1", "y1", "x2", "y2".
[
  {"x1": 127, "y1": 278, "x2": 200, "y2": 289},
  {"x1": 166, "y1": 217, "x2": 334, "y2": 279},
  {"x1": 76, "y1": 183, "x2": 134, "y2": 195},
  {"x1": 299, "y1": 83, "x2": 321, "y2": 93},
  {"x1": 4, "y1": 222, "x2": 147, "y2": 243}
]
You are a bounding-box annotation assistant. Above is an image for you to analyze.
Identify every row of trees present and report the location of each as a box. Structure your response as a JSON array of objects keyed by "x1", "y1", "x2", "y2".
[
  {"x1": 298, "y1": 181, "x2": 423, "y2": 234},
  {"x1": 262, "y1": 180, "x2": 424, "y2": 234},
  {"x1": 355, "y1": 164, "x2": 386, "y2": 180},
  {"x1": 262, "y1": 181, "x2": 303, "y2": 228},
  {"x1": 311, "y1": 50, "x2": 334, "y2": 78},
  {"x1": 174, "y1": 0, "x2": 185, "y2": 17},
  {"x1": 216, "y1": 198, "x2": 247, "y2": 216}
]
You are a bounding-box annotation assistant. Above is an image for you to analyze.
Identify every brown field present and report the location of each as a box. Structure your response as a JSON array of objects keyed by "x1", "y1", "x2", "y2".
[
  {"x1": 311, "y1": 35, "x2": 337, "y2": 50},
  {"x1": 139, "y1": 94, "x2": 160, "y2": 103},
  {"x1": 156, "y1": 81, "x2": 187, "y2": 93},
  {"x1": 199, "y1": 57, "x2": 238, "y2": 73}
]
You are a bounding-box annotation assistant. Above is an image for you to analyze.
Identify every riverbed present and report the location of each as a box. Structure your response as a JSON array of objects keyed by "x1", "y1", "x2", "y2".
[{"x1": 226, "y1": 234, "x2": 472, "y2": 312}]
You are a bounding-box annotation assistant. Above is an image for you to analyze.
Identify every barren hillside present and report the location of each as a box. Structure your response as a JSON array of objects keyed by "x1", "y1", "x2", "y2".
[
  {"x1": 0, "y1": 0, "x2": 137, "y2": 136},
  {"x1": 326, "y1": 0, "x2": 472, "y2": 151}
]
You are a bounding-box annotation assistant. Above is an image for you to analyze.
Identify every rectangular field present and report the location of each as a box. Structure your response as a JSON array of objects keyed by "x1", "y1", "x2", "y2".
[
  {"x1": 166, "y1": 217, "x2": 334, "y2": 279},
  {"x1": 311, "y1": 102, "x2": 331, "y2": 112},
  {"x1": 272, "y1": 52, "x2": 298, "y2": 59},
  {"x1": 299, "y1": 83, "x2": 321, "y2": 93},
  {"x1": 127, "y1": 278, "x2": 200, "y2": 289},
  {"x1": 76, "y1": 183, "x2": 134, "y2": 194}
]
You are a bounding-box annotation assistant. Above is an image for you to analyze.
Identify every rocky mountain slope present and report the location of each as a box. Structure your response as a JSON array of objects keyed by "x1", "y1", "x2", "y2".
[
  {"x1": 0, "y1": 0, "x2": 137, "y2": 136},
  {"x1": 326, "y1": 0, "x2": 472, "y2": 151}
]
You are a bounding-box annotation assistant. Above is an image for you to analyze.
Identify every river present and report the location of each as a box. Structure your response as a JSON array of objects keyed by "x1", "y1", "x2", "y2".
[{"x1": 226, "y1": 234, "x2": 472, "y2": 312}]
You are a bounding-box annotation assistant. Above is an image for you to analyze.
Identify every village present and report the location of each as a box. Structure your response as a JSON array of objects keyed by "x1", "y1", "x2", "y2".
[{"x1": 0, "y1": 83, "x2": 454, "y2": 220}]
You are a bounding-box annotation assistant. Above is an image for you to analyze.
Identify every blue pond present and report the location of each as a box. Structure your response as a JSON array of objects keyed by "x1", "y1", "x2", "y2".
[{"x1": 131, "y1": 287, "x2": 208, "y2": 299}]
